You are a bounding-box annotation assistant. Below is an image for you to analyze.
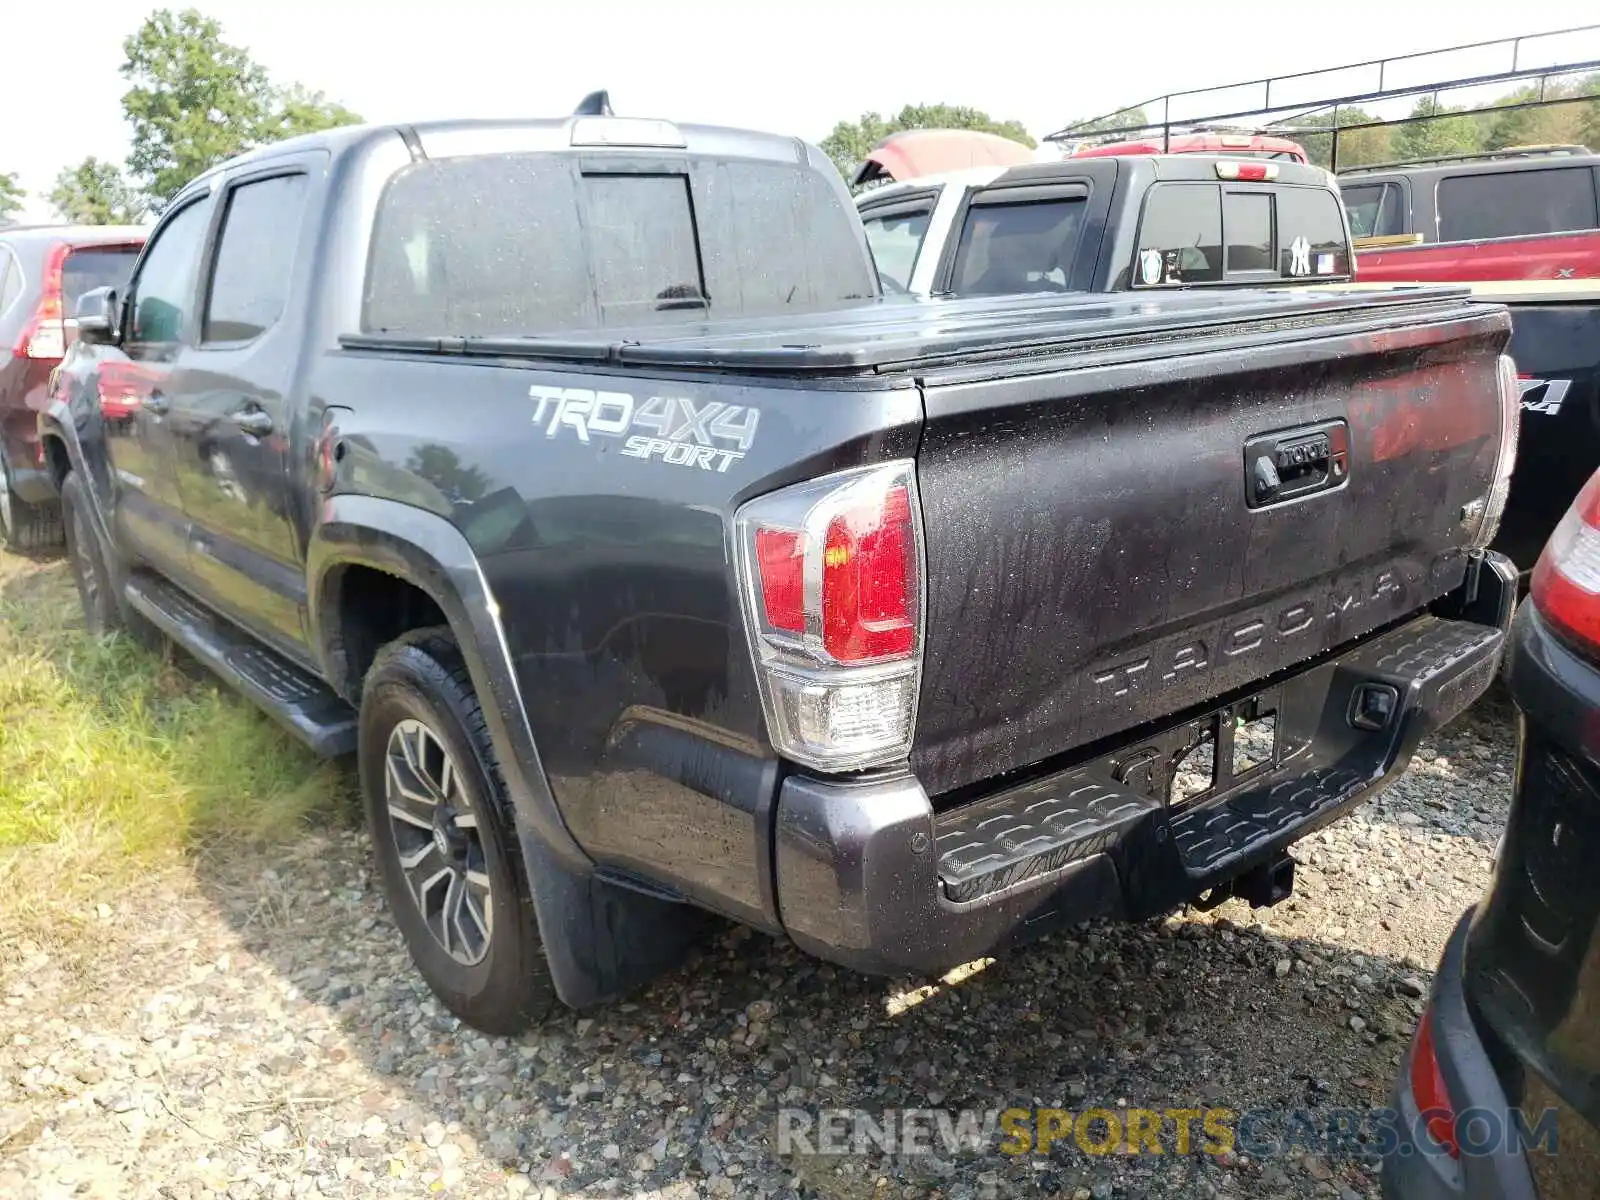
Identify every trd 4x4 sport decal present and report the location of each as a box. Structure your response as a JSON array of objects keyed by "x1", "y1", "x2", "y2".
[
  {"x1": 1518, "y1": 376, "x2": 1571, "y2": 416},
  {"x1": 528, "y1": 386, "x2": 760, "y2": 472}
]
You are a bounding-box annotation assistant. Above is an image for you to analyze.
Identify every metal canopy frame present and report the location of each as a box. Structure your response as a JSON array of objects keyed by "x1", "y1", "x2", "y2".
[{"x1": 1047, "y1": 25, "x2": 1600, "y2": 172}]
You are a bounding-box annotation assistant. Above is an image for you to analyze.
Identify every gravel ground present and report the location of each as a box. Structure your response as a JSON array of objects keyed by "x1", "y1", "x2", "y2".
[{"x1": 0, "y1": 690, "x2": 1517, "y2": 1200}]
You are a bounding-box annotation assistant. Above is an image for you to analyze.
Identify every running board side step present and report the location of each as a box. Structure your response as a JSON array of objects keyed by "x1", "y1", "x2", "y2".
[{"x1": 123, "y1": 572, "x2": 358, "y2": 757}]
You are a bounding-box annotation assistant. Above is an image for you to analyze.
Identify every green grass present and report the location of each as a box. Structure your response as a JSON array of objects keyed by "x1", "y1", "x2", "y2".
[{"x1": 0, "y1": 549, "x2": 350, "y2": 950}]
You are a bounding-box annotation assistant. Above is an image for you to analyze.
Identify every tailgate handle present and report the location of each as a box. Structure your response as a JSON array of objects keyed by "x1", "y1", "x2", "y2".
[{"x1": 1244, "y1": 420, "x2": 1349, "y2": 509}]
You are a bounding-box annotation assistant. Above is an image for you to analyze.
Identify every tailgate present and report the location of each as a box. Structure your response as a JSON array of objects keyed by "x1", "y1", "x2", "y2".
[{"x1": 912, "y1": 297, "x2": 1512, "y2": 796}]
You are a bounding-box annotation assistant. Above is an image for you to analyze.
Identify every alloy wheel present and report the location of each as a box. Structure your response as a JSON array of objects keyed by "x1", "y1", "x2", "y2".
[{"x1": 384, "y1": 717, "x2": 493, "y2": 966}]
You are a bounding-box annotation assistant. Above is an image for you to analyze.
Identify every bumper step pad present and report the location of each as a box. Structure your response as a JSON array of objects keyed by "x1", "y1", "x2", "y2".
[
  {"x1": 934, "y1": 615, "x2": 1504, "y2": 904},
  {"x1": 936, "y1": 775, "x2": 1158, "y2": 903},
  {"x1": 124, "y1": 572, "x2": 357, "y2": 756}
]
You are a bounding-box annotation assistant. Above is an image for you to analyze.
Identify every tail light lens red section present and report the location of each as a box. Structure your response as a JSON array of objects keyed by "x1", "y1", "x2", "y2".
[
  {"x1": 14, "y1": 242, "x2": 70, "y2": 361},
  {"x1": 822, "y1": 484, "x2": 915, "y2": 662},
  {"x1": 1408, "y1": 1003, "x2": 1461, "y2": 1158},
  {"x1": 1531, "y1": 466, "x2": 1600, "y2": 655},
  {"x1": 755, "y1": 529, "x2": 806, "y2": 634},
  {"x1": 735, "y1": 462, "x2": 923, "y2": 771}
]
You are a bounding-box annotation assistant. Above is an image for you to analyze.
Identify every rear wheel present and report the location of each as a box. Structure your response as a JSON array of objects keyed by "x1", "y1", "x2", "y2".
[
  {"x1": 359, "y1": 628, "x2": 555, "y2": 1033},
  {"x1": 0, "y1": 460, "x2": 64, "y2": 554}
]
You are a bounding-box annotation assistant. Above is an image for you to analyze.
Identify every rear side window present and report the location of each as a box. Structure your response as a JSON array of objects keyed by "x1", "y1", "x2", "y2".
[
  {"x1": 949, "y1": 196, "x2": 1086, "y2": 296},
  {"x1": 861, "y1": 204, "x2": 933, "y2": 292},
  {"x1": 690, "y1": 158, "x2": 875, "y2": 318},
  {"x1": 1275, "y1": 186, "x2": 1351, "y2": 277},
  {"x1": 1342, "y1": 181, "x2": 1404, "y2": 238},
  {"x1": 1437, "y1": 168, "x2": 1599, "y2": 242},
  {"x1": 364, "y1": 153, "x2": 875, "y2": 337},
  {"x1": 61, "y1": 247, "x2": 140, "y2": 311},
  {"x1": 1135, "y1": 184, "x2": 1222, "y2": 284},
  {"x1": 205, "y1": 174, "x2": 308, "y2": 342}
]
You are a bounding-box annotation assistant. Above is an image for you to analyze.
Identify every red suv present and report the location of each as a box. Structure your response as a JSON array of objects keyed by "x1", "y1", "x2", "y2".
[{"x1": 0, "y1": 226, "x2": 145, "y2": 551}]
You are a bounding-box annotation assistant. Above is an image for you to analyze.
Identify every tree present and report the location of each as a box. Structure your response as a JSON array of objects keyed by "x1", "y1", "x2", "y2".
[
  {"x1": 821, "y1": 104, "x2": 1035, "y2": 178},
  {"x1": 1056, "y1": 106, "x2": 1150, "y2": 137},
  {"x1": 1390, "y1": 98, "x2": 1484, "y2": 163},
  {"x1": 1282, "y1": 107, "x2": 1395, "y2": 170},
  {"x1": 261, "y1": 84, "x2": 363, "y2": 142},
  {"x1": 120, "y1": 8, "x2": 362, "y2": 207},
  {"x1": 0, "y1": 172, "x2": 23, "y2": 225},
  {"x1": 50, "y1": 158, "x2": 147, "y2": 225},
  {"x1": 121, "y1": 8, "x2": 275, "y2": 204}
]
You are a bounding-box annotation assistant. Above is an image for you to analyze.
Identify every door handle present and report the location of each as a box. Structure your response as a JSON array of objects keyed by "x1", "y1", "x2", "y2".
[
  {"x1": 143, "y1": 390, "x2": 169, "y2": 416},
  {"x1": 231, "y1": 408, "x2": 274, "y2": 437}
]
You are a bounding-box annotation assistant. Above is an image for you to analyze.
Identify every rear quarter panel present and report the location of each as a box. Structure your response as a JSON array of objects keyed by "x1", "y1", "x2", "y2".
[{"x1": 309, "y1": 350, "x2": 921, "y2": 923}]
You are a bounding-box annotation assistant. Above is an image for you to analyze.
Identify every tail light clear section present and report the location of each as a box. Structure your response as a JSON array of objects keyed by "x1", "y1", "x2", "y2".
[
  {"x1": 1531, "y1": 467, "x2": 1600, "y2": 655},
  {"x1": 734, "y1": 461, "x2": 923, "y2": 771},
  {"x1": 1467, "y1": 354, "x2": 1521, "y2": 550}
]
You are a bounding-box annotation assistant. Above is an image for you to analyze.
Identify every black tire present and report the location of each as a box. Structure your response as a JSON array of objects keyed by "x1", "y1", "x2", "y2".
[
  {"x1": 0, "y1": 461, "x2": 64, "y2": 554},
  {"x1": 359, "y1": 627, "x2": 555, "y2": 1033},
  {"x1": 59, "y1": 470, "x2": 162, "y2": 648},
  {"x1": 60, "y1": 470, "x2": 125, "y2": 638}
]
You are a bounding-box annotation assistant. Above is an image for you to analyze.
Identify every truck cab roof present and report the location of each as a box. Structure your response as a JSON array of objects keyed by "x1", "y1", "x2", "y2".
[{"x1": 182, "y1": 114, "x2": 830, "y2": 195}]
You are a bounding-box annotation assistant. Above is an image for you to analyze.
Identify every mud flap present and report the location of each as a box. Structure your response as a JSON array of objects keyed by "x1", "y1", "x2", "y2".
[{"x1": 518, "y1": 826, "x2": 711, "y2": 1009}]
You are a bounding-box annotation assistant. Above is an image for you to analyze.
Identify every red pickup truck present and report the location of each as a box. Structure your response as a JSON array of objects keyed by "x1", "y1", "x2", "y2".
[
  {"x1": 1338, "y1": 149, "x2": 1600, "y2": 571},
  {"x1": 1342, "y1": 148, "x2": 1600, "y2": 284}
]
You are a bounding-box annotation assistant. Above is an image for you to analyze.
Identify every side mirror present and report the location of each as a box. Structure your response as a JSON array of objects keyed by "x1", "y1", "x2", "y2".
[{"x1": 74, "y1": 286, "x2": 121, "y2": 346}]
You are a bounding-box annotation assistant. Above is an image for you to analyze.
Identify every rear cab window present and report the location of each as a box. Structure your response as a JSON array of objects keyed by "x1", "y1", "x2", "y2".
[
  {"x1": 948, "y1": 186, "x2": 1087, "y2": 296},
  {"x1": 363, "y1": 152, "x2": 876, "y2": 336},
  {"x1": 1436, "y1": 167, "x2": 1599, "y2": 242},
  {"x1": 1134, "y1": 182, "x2": 1350, "y2": 286},
  {"x1": 860, "y1": 199, "x2": 935, "y2": 293}
]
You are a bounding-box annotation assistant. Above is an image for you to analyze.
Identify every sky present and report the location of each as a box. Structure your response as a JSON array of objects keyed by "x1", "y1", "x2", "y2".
[{"x1": 4, "y1": 0, "x2": 1600, "y2": 220}]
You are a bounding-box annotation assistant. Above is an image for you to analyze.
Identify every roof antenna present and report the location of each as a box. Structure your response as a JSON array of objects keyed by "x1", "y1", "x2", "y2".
[{"x1": 573, "y1": 90, "x2": 613, "y2": 117}]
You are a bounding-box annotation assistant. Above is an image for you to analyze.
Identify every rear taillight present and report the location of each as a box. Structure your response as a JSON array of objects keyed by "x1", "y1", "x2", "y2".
[
  {"x1": 735, "y1": 461, "x2": 923, "y2": 771},
  {"x1": 1531, "y1": 467, "x2": 1600, "y2": 654},
  {"x1": 1408, "y1": 1003, "x2": 1460, "y2": 1158},
  {"x1": 13, "y1": 243, "x2": 70, "y2": 361},
  {"x1": 1215, "y1": 161, "x2": 1278, "y2": 181},
  {"x1": 1464, "y1": 354, "x2": 1521, "y2": 550}
]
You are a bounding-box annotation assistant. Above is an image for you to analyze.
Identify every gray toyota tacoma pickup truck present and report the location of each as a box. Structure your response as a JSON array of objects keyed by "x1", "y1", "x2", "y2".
[{"x1": 40, "y1": 107, "x2": 1520, "y2": 1033}]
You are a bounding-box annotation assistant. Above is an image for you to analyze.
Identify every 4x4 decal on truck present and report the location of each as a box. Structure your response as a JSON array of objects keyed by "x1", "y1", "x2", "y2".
[
  {"x1": 1518, "y1": 376, "x2": 1571, "y2": 415},
  {"x1": 528, "y1": 386, "x2": 761, "y2": 472}
]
